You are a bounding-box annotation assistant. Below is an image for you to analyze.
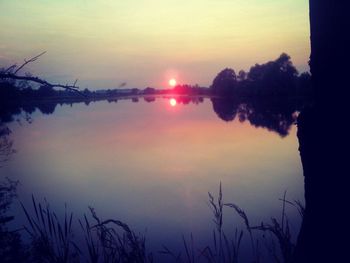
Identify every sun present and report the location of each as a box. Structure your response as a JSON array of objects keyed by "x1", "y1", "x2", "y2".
[
  {"x1": 169, "y1": 98, "x2": 177, "y2": 107},
  {"x1": 169, "y1": 78, "x2": 177, "y2": 87}
]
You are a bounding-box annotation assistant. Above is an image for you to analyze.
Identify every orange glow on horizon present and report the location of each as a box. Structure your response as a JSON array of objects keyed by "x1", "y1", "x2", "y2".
[
  {"x1": 170, "y1": 98, "x2": 177, "y2": 106},
  {"x1": 169, "y1": 78, "x2": 177, "y2": 87}
]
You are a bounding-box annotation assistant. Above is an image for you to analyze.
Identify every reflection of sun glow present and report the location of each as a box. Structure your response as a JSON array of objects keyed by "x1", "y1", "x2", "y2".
[
  {"x1": 169, "y1": 78, "x2": 177, "y2": 87},
  {"x1": 170, "y1": 98, "x2": 177, "y2": 107}
]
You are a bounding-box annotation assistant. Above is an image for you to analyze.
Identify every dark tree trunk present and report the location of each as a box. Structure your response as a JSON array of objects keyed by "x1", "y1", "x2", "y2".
[{"x1": 294, "y1": 1, "x2": 350, "y2": 262}]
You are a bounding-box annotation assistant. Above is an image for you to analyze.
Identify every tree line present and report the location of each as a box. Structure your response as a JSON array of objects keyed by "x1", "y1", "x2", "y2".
[{"x1": 211, "y1": 53, "x2": 312, "y2": 97}]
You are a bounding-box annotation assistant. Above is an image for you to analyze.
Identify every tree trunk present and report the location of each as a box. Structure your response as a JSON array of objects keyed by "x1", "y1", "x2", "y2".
[{"x1": 294, "y1": 1, "x2": 350, "y2": 262}]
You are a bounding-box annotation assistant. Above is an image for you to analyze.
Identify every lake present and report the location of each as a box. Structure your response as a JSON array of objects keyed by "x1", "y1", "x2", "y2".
[{"x1": 1, "y1": 96, "x2": 304, "y2": 261}]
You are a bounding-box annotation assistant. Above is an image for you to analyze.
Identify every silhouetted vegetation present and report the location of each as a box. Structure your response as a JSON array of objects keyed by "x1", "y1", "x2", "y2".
[
  {"x1": 0, "y1": 181, "x2": 303, "y2": 263},
  {"x1": 161, "y1": 185, "x2": 303, "y2": 263},
  {"x1": 1, "y1": 53, "x2": 308, "y2": 138},
  {"x1": 0, "y1": 125, "x2": 16, "y2": 167},
  {"x1": 293, "y1": 2, "x2": 349, "y2": 262},
  {"x1": 211, "y1": 97, "x2": 302, "y2": 137},
  {"x1": 0, "y1": 179, "x2": 26, "y2": 263},
  {"x1": 0, "y1": 92, "x2": 302, "y2": 139},
  {"x1": 211, "y1": 68, "x2": 238, "y2": 96},
  {"x1": 211, "y1": 54, "x2": 312, "y2": 98},
  {"x1": 1, "y1": 52, "x2": 313, "y2": 262},
  {"x1": 1, "y1": 53, "x2": 311, "y2": 110},
  {"x1": 0, "y1": 52, "x2": 80, "y2": 94}
]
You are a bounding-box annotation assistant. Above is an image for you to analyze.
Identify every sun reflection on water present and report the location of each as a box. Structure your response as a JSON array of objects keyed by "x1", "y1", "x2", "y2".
[{"x1": 169, "y1": 98, "x2": 177, "y2": 107}]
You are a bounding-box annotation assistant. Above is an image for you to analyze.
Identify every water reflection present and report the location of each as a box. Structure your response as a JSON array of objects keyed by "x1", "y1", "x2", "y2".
[
  {"x1": 0, "y1": 124, "x2": 15, "y2": 167},
  {"x1": 0, "y1": 95, "x2": 300, "y2": 168},
  {"x1": 169, "y1": 98, "x2": 177, "y2": 107},
  {"x1": 0, "y1": 96, "x2": 303, "y2": 262},
  {"x1": 211, "y1": 98, "x2": 299, "y2": 137},
  {"x1": 0, "y1": 95, "x2": 302, "y2": 138}
]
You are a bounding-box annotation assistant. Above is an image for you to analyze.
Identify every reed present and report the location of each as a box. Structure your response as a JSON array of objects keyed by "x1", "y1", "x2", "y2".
[
  {"x1": 80, "y1": 206, "x2": 153, "y2": 263},
  {"x1": 21, "y1": 196, "x2": 79, "y2": 263},
  {"x1": 15, "y1": 184, "x2": 303, "y2": 263},
  {"x1": 162, "y1": 184, "x2": 303, "y2": 263}
]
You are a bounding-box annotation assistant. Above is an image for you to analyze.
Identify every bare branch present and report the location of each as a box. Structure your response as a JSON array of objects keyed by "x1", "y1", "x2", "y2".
[
  {"x1": 4, "y1": 64, "x2": 17, "y2": 73},
  {"x1": 0, "y1": 72, "x2": 85, "y2": 96},
  {"x1": 14, "y1": 51, "x2": 47, "y2": 74},
  {"x1": 0, "y1": 51, "x2": 86, "y2": 97}
]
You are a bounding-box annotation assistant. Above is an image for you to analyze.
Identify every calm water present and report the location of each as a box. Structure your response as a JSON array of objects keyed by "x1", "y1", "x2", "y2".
[{"x1": 1, "y1": 97, "x2": 303, "y2": 259}]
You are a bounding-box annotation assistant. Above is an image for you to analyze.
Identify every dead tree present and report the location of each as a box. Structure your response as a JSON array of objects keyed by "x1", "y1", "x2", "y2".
[{"x1": 0, "y1": 52, "x2": 83, "y2": 95}]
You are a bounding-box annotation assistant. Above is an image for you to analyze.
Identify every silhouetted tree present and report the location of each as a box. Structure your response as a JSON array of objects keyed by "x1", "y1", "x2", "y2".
[
  {"x1": 83, "y1": 88, "x2": 91, "y2": 96},
  {"x1": 37, "y1": 85, "x2": 56, "y2": 97},
  {"x1": 247, "y1": 53, "x2": 298, "y2": 96},
  {"x1": 237, "y1": 70, "x2": 247, "y2": 81},
  {"x1": 131, "y1": 88, "x2": 139, "y2": 95},
  {"x1": 211, "y1": 68, "x2": 237, "y2": 96},
  {"x1": 0, "y1": 52, "x2": 81, "y2": 94},
  {"x1": 297, "y1": 72, "x2": 313, "y2": 96},
  {"x1": 143, "y1": 87, "x2": 155, "y2": 94},
  {"x1": 294, "y1": 1, "x2": 349, "y2": 263}
]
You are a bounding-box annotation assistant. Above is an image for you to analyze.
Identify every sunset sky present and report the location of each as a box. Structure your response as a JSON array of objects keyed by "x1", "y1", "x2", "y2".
[{"x1": 0, "y1": 0, "x2": 310, "y2": 89}]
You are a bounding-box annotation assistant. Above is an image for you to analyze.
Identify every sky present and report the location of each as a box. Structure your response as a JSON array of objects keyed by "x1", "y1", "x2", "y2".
[{"x1": 0, "y1": 0, "x2": 310, "y2": 90}]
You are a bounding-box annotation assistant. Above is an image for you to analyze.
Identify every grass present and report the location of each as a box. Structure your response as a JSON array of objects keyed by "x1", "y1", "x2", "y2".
[
  {"x1": 159, "y1": 184, "x2": 303, "y2": 263},
  {"x1": 79, "y1": 206, "x2": 152, "y2": 263},
  {"x1": 1, "y1": 181, "x2": 304, "y2": 263},
  {"x1": 21, "y1": 196, "x2": 78, "y2": 263}
]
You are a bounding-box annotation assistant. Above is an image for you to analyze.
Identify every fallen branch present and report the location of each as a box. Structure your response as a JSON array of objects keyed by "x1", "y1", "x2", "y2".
[
  {"x1": 0, "y1": 52, "x2": 85, "y2": 96},
  {"x1": 14, "y1": 51, "x2": 46, "y2": 74},
  {"x1": 0, "y1": 73, "x2": 81, "y2": 93}
]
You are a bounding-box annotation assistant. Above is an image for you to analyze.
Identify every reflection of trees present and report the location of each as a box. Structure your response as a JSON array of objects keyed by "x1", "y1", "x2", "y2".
[
  {"x1": 211, "y1": 98, "x2": 238, "y2": 122},
  {"x1": 164, "y1": 96, "x2": 205, "y2": 106},
  {"x1": 0, "y1": 102, "x2": 21, "y2": 124},
  {"x1": 244, "y1": 99, "x2": 297, "y2": 137},
  {"x1": 211, "y1": 97, "x2": 298, "y2": 137},
  {"x1": 36, "y1": 102, "x2": 57, "y2": 115},
  {"x1": 0, "y1": 179, "x2": 25, "y2": 262},
  {"x1": 176, "y1": 96, "x2": 191, "y2": 105},
  {"x1": 0, "y1": 125, "x2": 15, "y2": 167},
  {"x1": 144, "y1": 96, "x2": 155, "y2": 103}
]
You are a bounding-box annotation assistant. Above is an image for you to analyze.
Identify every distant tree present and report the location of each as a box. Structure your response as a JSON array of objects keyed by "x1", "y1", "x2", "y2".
[
  {"x1": 0, "y1": 81, "x2": 21, "y2": 100},
  {"x1": 247, "y1": 53, "x2": 298, "y2": 96},
  {"x1": 131, "y1": 88, "x2": 139, "y2": 95},
  {"x1": 83, "y1": 88, "x2": 91, "y2": 95},
  {"x1": 173, "y1": 84, "x2": 192, "y2": 94},
  {"x1": 143, "y1": 87, "x2": 155, "y2": 94},
  {"x1": 211, "y1": 68, "x2": 237, "y2": 96},
  {"x1": 37, "y1": 85, "x2": 56, "y2": 97},
  {"x1": 237, "y1": 70, "x2": 247, "y2": 81}
]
